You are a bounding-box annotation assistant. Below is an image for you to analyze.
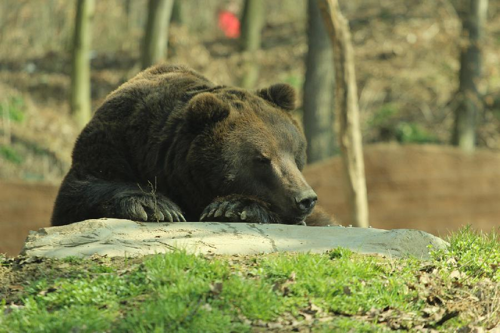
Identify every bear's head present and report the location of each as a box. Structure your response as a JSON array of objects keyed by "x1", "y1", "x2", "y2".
[{"x1": 184, "y1": 83, "x2": 318, "y2": 224}]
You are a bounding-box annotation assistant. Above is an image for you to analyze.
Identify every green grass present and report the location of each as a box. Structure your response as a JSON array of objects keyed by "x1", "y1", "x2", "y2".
[
  {"x1": 395, "y1": 122, "x2": 439, "y2": 144},
  {"x1": 0, "y1": 227, "x2": 498, "y2": 332},
  {"x1": 368, "y1": 103, "x2": 400, "y2": 128},
  {"x1": 0, "y1": 145, "x2": 23, "y2": 164},
  {"x1": 1, "y1": 96, "x2": 26, "y2": 123},
  {"x1": 431, "y1": 226, "x2": 499, "y2": 282},
  {"x1": 367, "y1": 103, "x2": 440, "y2": 144}
]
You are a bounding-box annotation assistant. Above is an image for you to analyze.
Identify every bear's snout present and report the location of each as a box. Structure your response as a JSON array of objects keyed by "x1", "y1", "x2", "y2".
[{"x1": 294, "y1": 189, "x2": 318, "y2": 215}]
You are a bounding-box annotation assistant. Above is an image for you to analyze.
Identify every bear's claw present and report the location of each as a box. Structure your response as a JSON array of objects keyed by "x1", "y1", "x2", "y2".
[
  {"x1": 114, "y1": 193, "x2": 186, "y2": 222},
  {"x1": 200, "y1": 195, "x2": 278, "y2": 224}
]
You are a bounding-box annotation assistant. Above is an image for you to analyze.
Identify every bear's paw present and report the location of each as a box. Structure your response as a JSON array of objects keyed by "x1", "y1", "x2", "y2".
[
  {"x1": 112, "y1": 193, "x2": 186, "y2": 222},
  {"x1": 200, "y1": 195, "x2": 278, "y2": 224}
]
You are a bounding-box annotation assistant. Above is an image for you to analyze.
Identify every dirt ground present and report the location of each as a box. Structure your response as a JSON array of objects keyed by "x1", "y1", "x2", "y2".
[
  {"x1": 2, "y1": 143, "x2": 499, "y2": 257},
  {"x1": 304, "y1": 144, "x2": 500, "y2": 235},
  {"x1": 0, "y1": 181, "x2": 59, "y2": 256}
]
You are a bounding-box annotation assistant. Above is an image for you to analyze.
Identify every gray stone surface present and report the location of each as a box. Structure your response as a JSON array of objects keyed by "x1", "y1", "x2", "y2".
[{"x1": 21, "y1": 219, "x2": 448, "y2": 259}]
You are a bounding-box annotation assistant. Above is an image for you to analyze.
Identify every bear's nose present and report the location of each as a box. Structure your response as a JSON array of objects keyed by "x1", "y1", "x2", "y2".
[{"x1": 295, "y1": 189, "x2": 318, "y2": 214}]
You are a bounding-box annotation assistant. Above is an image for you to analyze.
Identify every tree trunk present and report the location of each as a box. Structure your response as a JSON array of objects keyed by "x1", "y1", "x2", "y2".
[
  {"x1": 141, "y1": 0, "x2": 174, "y2": 69},
  {"x1": 239, "y1": 0, "x2": 264, "y2": 89},
  {"x1": 303, "y1": 0, "x2": 336, "y2": 164},
  {"x1": 70, "y1": 0, "x2": 95, "y2": 129},
  {"x1": 124, "y1": 0, "x2": 133, "y2": 31},
  {"x1": 317, "y1": 0, "x2": 369, "y2": 228},
  {"x1": 240, "y1": 0, "x2": 264, "y2": 52},
  {"x1": 171, "y1": 0, "x2": 185, "y2": 25},
  {"x1": 452, "y1": 0, "x2": 488, "y2": 152},
  {"x1": 123, "y1": 0, "x2": 135, "y2": 51}
]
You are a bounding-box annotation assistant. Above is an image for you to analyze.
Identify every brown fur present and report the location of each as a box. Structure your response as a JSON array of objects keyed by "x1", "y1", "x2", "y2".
[{"x1": 51, "y1": 64, "x2": 334, "y2": 226}]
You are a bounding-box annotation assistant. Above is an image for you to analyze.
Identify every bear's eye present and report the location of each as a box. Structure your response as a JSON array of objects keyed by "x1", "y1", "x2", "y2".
[{"x1": 255, "y1": 155, "x2": 271, "y2": 165}]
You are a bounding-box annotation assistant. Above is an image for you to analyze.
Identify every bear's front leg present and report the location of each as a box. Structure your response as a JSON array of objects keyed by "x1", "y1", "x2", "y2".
[
  {"x1": 105, "y1": 191, "x2": 186, "y2": 222},
  {"x1": 199, "y1": 195, "x2": 279, "y2": 224}
]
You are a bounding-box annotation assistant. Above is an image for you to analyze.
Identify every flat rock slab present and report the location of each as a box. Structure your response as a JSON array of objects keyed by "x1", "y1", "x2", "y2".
[{"x1": 21, "y1": 219, "x2": 448, "y2": 259}]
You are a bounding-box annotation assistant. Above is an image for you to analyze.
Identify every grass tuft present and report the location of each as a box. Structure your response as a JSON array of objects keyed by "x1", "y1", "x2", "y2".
[{"x1": 431, "y1": 226, "x2": 500, "y2": 281}]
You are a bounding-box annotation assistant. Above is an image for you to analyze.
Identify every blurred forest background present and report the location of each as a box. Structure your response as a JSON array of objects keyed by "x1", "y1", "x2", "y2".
[
  {"x1": 1, "y1": 0, "x2": 500, "y2": 182},
  {"x1": 1, "y1": 0, "x2": 500, "y2": 255}
]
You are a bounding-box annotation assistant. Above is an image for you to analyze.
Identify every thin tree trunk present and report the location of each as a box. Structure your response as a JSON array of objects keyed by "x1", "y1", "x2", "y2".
[
  {"x1": 171, "y1": 0, "x2": 185, "y2": 25},
  {"x1": 123, "y1": 0, "x2": 134, "y2": 50},
  {"x1": 124, "y1": 0, "x2": 133, "y2": 32},
  {"x1": 452, "y1": 0, "x2": 488, "y2": 152},
  {"x1": 70, "y1": 0, "x2": 95, "y2": 129},
  {"x1": 239, "y1": 0, "x2": 264, "y2": 88},
  {"x1": 317, "y1": 0, "x2": 369, "y2": 228},
  {"x1": 240, "y1": 0, "x2": 264, "y2": 52},
  {"x1": 303, "y1": 0, "x2": 336, "y2": 164},
  {"x1": 141, "y1": 0, "x2": 174, "y2": 69}
]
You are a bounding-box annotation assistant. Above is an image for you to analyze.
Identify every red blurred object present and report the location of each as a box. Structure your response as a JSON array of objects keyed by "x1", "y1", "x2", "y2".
[{"x1": 218, "y1": 10, "x2": 240, "y2": 39}]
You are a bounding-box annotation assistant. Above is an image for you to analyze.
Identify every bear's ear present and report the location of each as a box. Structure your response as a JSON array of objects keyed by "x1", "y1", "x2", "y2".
[
  {"x1": 256, "y1": 83, "x2": 296, "y2": 111},
  {"x1": 186, "y1": 93, "x2": 230, "y2": 131}
]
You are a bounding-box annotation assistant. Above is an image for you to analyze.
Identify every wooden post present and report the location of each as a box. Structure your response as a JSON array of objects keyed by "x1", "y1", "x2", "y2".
[{"x1": 317, "y1": 0, "x2": 369, "y2": 228}]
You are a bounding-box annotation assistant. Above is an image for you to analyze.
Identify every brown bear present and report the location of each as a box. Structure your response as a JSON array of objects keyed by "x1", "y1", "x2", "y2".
[{"x1": 51, "y1": 64, "x2": 333, "y2": 226}]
